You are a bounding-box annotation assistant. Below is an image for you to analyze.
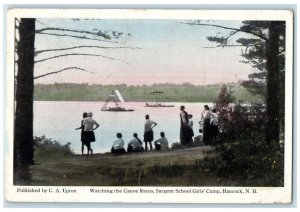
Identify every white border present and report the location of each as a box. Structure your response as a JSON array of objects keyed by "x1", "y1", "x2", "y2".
[
  {"x1": 4, "y1": 8, "x2": 294, "y2": 203},
  {"x1": 6, "y1": 8, "x2": 293, "y2": 20}
]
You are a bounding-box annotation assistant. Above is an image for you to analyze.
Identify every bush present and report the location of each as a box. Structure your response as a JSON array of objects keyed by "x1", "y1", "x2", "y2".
[
  {"x1": 212, "y1": 137, "x2": 283, "y2": 185},
  {"x1": 34, "y1": 135, "x2": 73, "y2": 156},
  {"x1": 209, "y1": 85, "x2": 284, "y2": 185}
]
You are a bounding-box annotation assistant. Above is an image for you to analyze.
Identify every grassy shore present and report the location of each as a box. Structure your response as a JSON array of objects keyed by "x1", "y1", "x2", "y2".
[{"x1": 30, "y1": 143, "x2": 272, "y2": 186}]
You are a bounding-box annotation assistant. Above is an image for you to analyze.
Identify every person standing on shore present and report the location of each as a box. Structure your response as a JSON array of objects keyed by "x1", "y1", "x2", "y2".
[
  {"x1": 201, "y1": 105, "x2": 213, "y2": 145},
  {"x1": 180, "y1": 105, "x2": 190, "y2": 145},
  {"x1": 188, "y1": 114, "x2": 194, "y2": 143},
  {"x1": 83, "y1": 112, "x2": 100, "y2": 155},
  {"x1": 143, "y1": 114, "x2": 157, "y2": 151},
  {"x1": 75, "y1": 112, "x2": 88, "y2": 155},
  {"x1": 211, "y1": 108, "x2": 219, "y2": 144}
]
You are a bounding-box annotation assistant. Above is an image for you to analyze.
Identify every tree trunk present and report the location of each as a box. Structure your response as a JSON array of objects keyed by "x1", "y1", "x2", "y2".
[
  {"x1": 265, "y1": 21, "x2": 281, "y2": 145},
  {"x1": 14, "y1": 18, "x2": 35, "y2": 184}
]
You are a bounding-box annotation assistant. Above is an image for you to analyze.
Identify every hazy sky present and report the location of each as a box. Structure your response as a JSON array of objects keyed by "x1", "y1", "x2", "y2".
[{"x1": 33, "y1": 19, "x2": 256, "y2": 85}]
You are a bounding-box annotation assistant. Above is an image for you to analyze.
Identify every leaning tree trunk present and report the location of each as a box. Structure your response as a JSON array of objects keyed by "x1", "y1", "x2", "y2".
[
  {"x1": 265, "y1": 21, "x2": 281, "y2": 146},
  {"x1": 14, "y1": 18, "x2": 35, "y2": 184}
]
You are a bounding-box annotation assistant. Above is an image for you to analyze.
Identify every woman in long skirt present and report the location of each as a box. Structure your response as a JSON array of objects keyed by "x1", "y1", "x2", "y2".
[{"x1": 201, "y1": 105, "x2": 213, "y2": 145}]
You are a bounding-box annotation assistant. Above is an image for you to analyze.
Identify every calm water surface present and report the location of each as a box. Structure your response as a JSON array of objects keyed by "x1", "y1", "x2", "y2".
[{"x1": 34, "y1": 101, "x2": 213, "y2": 153}]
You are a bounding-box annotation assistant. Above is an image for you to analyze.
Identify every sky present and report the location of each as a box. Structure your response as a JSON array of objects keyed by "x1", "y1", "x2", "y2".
[{"x1": 33, "y1": 19, "x2": 257, "y2": 85}]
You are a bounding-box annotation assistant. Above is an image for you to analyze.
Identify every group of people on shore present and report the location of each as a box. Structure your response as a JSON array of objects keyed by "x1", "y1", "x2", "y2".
[
  {"x1": 76, "y1": 113, "x2": 169, "y2": 155},
  {"x1": 76, "y1": 105, "x2": 218, "y2": 155},
  {"x1": 111, "y1": 130, "x2": 169, "y2": 155},
  {"x1": 180, "y1": 105, "x2": 218, "y2": 146}
]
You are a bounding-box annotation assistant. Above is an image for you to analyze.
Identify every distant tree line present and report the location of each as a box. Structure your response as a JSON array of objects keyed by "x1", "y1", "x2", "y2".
[{"x1": 34, "y1": 83, "x2": 263, "y2": 103}]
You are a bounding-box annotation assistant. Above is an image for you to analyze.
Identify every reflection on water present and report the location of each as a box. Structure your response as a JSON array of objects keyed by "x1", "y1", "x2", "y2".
[{"x1": 34, "y1": 101, "x2": 213, "y2": 153}]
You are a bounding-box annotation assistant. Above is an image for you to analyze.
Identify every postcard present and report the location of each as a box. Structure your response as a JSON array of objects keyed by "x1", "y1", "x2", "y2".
[{"x1": 4, "y1": 8, "x2": 293, "y2": 203}]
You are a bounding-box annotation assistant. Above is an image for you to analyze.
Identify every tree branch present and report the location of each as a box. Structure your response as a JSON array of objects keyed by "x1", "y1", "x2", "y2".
[
  {"x1": 182, "y1": 22, "x2": 268, "y2": 40},
  {"x1": 35, "y1": 20, "x2": 48, "y2": 27},
  {"x1": 35, "y1": 45, "x2": 141, "y2": 56},
  {"x1": 225, "y1": 30, "x2": 239, "y2": 40},
  {"x1": 34, "y1": 53, "x2": 124, "y2": 64},
  {"x1": 34, "y1": 67, "x2": 93, "y2": 79},
  {"x1": 203, "y1": 44, "x2": 252, "y2": 48},
  {"x1": 36, "y1": 32, "x2": 120, "y2": 44},
  {"x1": 35, "y1": 27, "x2": 112, "y2": 40}
]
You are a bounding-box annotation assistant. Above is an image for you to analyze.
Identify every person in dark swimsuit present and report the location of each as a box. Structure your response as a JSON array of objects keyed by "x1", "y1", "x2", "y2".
[{"x1": 75, "y1": 112, "x2": 88, "y2": 155}]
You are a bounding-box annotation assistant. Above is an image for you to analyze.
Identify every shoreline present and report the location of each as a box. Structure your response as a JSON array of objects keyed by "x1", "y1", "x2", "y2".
[{"x1": 71, "y1": 145, "x2": 212, "y2": 157}]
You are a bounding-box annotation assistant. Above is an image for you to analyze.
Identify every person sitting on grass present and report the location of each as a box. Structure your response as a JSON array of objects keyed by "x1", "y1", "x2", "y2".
[
  {"x1": 127, "y1": 133, "x2": 144, "y2": 153},
  {"x1": 154, "y1": 132, "x2": 169, "y2": 151},
  {"x1": 111, "y1": 133, "x2": 126, "y2": 155},
  {"x1": 193, "y1": 129, "x2": 205, "y2": 146}
]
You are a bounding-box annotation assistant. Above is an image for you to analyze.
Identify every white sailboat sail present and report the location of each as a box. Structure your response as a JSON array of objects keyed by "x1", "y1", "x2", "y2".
[
  {"x1": 114, "y1": 90, "x2": 125, "y2": 103},
  {"x1": 101, "y1": 90, "x2": 133, "y2": 112},
  {"x1": 104, "y1": 90, "x2": 124, "y2": 103}
]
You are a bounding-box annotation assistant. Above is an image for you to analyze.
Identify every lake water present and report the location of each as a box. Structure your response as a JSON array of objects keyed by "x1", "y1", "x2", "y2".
[{"x1": 34, "y1": 101, "x2": 213, "y2": 153}]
